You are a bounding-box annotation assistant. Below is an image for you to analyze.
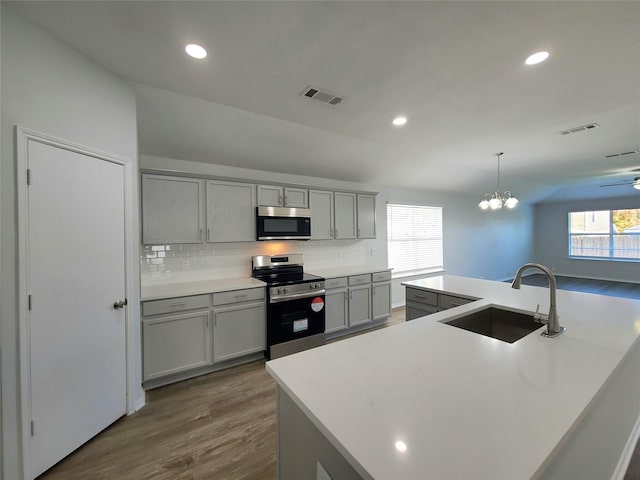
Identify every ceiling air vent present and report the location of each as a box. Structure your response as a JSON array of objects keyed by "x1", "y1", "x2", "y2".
[
  {"x1": 604, "y1": 150, "x2": 638, "y2": 158},
  {"x1": 301, "y1": 85, "x2": 343, "y2": 106},
  {"x1": 558, "y1": 123, "x2": 600, "y2": 135}
]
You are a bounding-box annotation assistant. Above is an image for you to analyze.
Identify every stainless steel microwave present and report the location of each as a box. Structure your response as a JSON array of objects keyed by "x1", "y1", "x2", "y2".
[{"x1": 256, "y1": 206, "x2": 311, "y2": 240}]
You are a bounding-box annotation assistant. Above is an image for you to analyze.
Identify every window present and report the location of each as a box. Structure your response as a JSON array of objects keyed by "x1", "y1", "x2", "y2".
[
  {"x1": 387, "y1": 203, "x2": 443, "y2": 276},
  {"x1": 568, "y1": 209, "x2": 640, "y2": 260}
]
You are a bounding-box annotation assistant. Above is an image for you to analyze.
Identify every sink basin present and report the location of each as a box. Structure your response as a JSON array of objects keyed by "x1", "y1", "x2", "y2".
[{"x1": 441, "y1": 306, "x2": 543, "y2": 343}]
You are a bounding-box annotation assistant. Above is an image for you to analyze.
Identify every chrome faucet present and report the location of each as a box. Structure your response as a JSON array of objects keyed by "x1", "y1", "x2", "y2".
[{"x1": 511, "y1": 263, "x2": 565, "y2": 338}]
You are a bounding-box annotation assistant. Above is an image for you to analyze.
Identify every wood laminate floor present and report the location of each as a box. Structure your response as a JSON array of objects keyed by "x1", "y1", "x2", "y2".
[{"x1": 39, "y1": 280, "x2": 640, "y2": 479}]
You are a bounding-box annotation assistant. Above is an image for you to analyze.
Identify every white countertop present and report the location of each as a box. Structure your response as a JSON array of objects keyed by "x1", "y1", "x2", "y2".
[
  {"x1": 308, "y1": 266, "x2": 391, "y2": 279},
  {"x1": 266, "y1": 275, "x2": 640, "y2": 479},
  {"x1": 141, "y1": 277, "x2": 266, "y2": 301}
]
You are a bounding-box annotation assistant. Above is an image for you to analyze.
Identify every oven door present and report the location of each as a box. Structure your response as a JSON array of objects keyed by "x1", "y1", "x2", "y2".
[
  {"x1": 267, "y1": 293, "x2": 325, "y2": 348},
  {"x1": 256, "y1": 207, "x2": 311, "y2": 240}
]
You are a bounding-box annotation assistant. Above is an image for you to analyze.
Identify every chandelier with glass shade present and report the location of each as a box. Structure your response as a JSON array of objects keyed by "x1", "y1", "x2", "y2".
[{"x1": 478, "y1": 152, "x2": 518, "y2": 210}]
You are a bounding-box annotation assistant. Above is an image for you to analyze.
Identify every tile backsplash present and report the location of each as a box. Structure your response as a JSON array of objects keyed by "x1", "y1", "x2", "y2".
[{"x1": 141, "y1": 240, "x2": 368, "y2": 283}]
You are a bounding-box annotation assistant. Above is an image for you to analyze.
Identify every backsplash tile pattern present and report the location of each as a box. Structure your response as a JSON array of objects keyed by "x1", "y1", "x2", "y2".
[{"x1": 141, "y1": 241, "x2": 368, "y2": 283}]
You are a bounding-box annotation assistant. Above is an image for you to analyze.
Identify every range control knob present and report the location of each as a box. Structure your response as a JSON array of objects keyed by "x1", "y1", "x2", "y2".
[{"x1": 283, "y1": 287, "x2": 288, "y2": 294}]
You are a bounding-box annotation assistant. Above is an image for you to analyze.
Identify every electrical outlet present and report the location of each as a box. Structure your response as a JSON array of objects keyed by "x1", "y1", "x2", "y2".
[
  {"x1": 182, "y1": 259, "x2": 189, "y2": 269},
  {"x1": 370, "y1": 248, "x2": 377, "y2": 256}
]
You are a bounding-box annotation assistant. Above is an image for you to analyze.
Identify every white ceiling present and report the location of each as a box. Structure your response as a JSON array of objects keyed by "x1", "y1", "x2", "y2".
[{"x1": 6, "y1": 1, "x2": 640, "y2": 202}]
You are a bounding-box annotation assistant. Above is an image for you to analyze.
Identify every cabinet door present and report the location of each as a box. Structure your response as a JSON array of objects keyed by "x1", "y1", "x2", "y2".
[
  {"x1": 257, "y1": 185, "x2": 283, "y2": 206},
  {"x1": 207, "y1": 181, "x2": 256, "y2": 242},
  {"x1": 357, "y1": 194, "x2": 376, "y2": 239},
  {"x1": 348, "y1": 285, "x2": 371, "y2": 327},
  {"x1": 372, "y1": 282, "x2": 391, "y2": 321},
  {"x1": 283, "y1": 187, "x2": 308, "y2": 208},
  {"x1": 143, "y1": 311, "x2": 211, "y2": 380},
  {"x1": 142, "y1": 174, "x2": 204, "y2": 244},
  {"x1": 213, "y1": 302, "x2": 266, "y2": 363},
  {"x1": 309, "y1": 190, "x2": 334, "y2": 240},
  {"x1": 325, "y1": 288, "x2": 348, "y2": 334},
  {"x1": 334, "y1": 192, "x2": 357, "y2": 239}
]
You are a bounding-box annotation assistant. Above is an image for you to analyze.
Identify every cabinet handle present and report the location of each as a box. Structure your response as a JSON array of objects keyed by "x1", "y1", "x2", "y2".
[
  {"x1": 278, "y1": 193, "x2": 283, "y2": 205},
  {"x1": 169, "y1": 302, "x2": 186, "y2": 308},
  {"x1": 334, "y1": 229, "x2": 338, "y2": 238},
  {"x1": 234, "y1": 294, "x2": 247, "y2": 299},
  {"x1": 414, "y1": 294, "x2": 426, "y2": 299},
  {"x1": 358, "y1": 228, "x2": 361, "y2": 237},
  {"x1": 284, "y1": 195, "x2": 288, "y2": 206},
  {"x1": 207, "y1": 228, "x2": 211, "y2": 241},
  {"x1": 199, "y1": 229, "x2": 203, "y2": 241}
]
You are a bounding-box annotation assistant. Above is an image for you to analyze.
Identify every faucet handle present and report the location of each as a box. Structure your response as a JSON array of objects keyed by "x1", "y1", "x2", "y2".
[{"x1": 533, "y1": 304, "x2": 548, "y2": 324}]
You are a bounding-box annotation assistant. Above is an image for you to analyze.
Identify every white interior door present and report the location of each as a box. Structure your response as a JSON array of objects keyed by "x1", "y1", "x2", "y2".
[{"x1": 27, "y1": 140, "x2": 127, "y2": 477}]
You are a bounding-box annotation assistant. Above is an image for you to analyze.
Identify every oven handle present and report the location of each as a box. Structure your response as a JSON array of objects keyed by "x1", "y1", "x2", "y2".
[{"x1": 270, "y1": 289, "x2": 326, "y2": 303}]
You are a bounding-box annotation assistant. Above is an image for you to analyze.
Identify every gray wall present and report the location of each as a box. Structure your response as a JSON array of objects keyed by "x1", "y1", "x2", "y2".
[
  {"x1": 374, "y1": 186, "x2": 535, "y2": 306},
  {"x1": 533, "y1": 196, "x2": 639, "y2": 283},
  {"x1": 1, "y1": 7, "x2": 140, "y2": 477}
]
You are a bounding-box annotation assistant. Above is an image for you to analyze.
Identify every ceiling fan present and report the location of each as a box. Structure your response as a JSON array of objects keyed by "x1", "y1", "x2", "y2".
[{"x1": 600, "y1": 176, "x2": 640, "y2": 190}]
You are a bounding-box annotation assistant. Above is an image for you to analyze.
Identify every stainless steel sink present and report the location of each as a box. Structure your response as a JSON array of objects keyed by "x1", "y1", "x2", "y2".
[{"x1": 441, "y1": 306, "x2": 543, "y2": 343}]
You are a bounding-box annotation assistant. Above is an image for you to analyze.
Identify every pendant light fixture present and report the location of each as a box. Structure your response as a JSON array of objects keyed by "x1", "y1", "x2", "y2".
[{"x1": 478, "y1": 152, "x2": 518, "y2": 210}]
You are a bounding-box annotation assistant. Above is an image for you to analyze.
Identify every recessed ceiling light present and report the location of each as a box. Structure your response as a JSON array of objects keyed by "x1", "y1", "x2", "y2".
[
  {"x1": 525, "y1": 51, "x2": 549, "y2": 65},
  {"x1": 185, "y1": 44, "x2": 207, "y2": 59},
  {"x1": 392, "y1": 116, "x2": 407, "y2": 126}
]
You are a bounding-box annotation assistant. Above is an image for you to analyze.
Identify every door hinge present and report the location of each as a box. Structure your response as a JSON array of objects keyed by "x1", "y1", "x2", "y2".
[
  {"x1": 31, "y1": 420, "x2": 35, "y2": 436},
  {"x1": 27, "y1": 169, "x2": 32, "y2": 185},
  {"x1": 28, "y1": 294, "x2": 32, "y2": 311}
]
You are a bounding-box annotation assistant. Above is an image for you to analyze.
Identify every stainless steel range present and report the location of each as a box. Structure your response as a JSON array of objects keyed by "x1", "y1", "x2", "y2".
[{"x1": 252, "y1": 254, "x2": 325, "y2": 359}]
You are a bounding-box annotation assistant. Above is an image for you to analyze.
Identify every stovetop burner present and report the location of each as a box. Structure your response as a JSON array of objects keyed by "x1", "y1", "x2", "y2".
[{"x1": 251, "y1": 254, "x2": 324, "y2": 286}]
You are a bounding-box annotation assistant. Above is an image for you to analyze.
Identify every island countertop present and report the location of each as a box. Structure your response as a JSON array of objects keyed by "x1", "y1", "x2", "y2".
[{"x1": 266, "y1": 275, "x2": 640, "y2": 479}]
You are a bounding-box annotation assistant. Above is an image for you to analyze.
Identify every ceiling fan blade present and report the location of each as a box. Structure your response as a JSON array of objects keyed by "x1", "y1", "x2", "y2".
[{"x1": 599, "y1": 181, "x2": 632, "y2": 187}]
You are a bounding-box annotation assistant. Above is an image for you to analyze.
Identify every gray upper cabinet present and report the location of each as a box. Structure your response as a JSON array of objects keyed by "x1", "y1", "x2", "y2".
[
  {"x1": 206, "y1": 180, "x2": 256, "y2": 242},
  {"x1": 257, "y1": 185, "x2": 308, "y2": 208},
  {"x1": 309, "y1": 189, "x2": 334, "y2": 240},
  {"x1": 334, "y1": 192, "x2": 357, "y2": 240},
  {"x1": 357, "y1": 194, "x2": 376, "y2": 239},
  {"x1": 141, "y1": 174, "x2": 205, "y2": 244}
]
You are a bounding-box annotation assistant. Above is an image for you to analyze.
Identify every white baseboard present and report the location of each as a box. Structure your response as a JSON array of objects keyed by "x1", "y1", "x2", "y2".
[{"x1": 133, "y1": 395, "x2": 146, "y2": 413}]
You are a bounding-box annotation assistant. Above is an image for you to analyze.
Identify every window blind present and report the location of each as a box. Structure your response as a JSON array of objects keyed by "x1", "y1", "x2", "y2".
[{"x1": 387, "y1": 204, "x2": 443, "y2": 275}]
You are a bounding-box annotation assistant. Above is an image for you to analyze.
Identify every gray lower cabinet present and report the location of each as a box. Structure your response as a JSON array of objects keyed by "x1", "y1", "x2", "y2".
[
  {"x1": 372, "y1": 283, "x2": 391, "y2": 322},
  {"x1": 325, "y1": 277, "x2": 349, "y2": 334},
  {"x1": 348, "y1": 284, "x2": 372, "y2": 327},
  {"x1": 405, "y1": 286, "x2": 476, "y2": 320},
  {"x1": 142, "y1": 298, "x2": 212, "y2": 380},
  {"x1": 325, "y1": 271, "x2": 391, "y2": 337},
  {"x1": 142, "y1": 288, "x2": 266, "y2": 387},
  {"x1": 213, "y1": 302, "x2": 266, "y2": 362}
]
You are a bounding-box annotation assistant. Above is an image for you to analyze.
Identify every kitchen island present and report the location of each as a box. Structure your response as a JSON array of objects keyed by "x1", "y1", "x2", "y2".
[{"x1": 266, "y1": 275, "x2": 640, "y2": 479}]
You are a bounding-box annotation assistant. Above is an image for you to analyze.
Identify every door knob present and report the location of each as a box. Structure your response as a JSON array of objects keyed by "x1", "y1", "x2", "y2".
[{"x1": 113, "y1": 299, "x2": 128, "y2": 309}]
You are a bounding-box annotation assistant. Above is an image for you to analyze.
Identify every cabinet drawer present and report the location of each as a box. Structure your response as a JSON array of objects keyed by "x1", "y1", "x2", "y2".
[
  {"x1": 406, "y1": 288, "x2": 438, "y2": 307},
  {"x1": 325, "y1": 277, "x2": 348, "y2": 289},
  {"x1": 372, "y1": 271, "x2": 391, "y2": 282},
  {"x1": 439, "y1": 294, "x2": 475, "y2": 310},
  {"x1": 406, "y1": 302, "x2": 438, "y2": 321},
  {"x1": 348, "y1": 274, "x2": 371, "y2": 286},
  {"x1": 213, "y1": 287, "x2": 265, "y2": 306},
  {"x1": 142, "y1": 294, "x2": 210, "y2": 317}
]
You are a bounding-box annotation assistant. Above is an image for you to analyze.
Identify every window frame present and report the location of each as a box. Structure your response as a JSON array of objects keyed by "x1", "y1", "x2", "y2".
[
  {"x1": 568, "y1": 209, "x2": 640, "y2": 261},
  {"x1": 386, "y1": 203, "x2": 444, "y2": 279}
]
